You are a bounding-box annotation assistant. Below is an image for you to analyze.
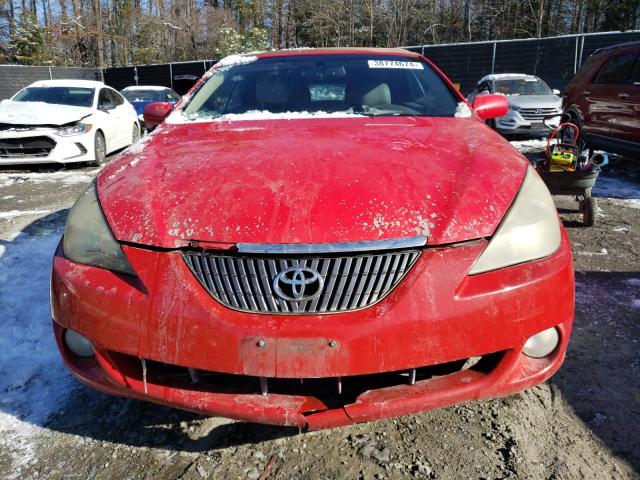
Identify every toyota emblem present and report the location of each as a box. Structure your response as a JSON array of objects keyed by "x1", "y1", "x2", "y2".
[{"x1": 273, "y1": 266, "x2": 324, "y2": 302}]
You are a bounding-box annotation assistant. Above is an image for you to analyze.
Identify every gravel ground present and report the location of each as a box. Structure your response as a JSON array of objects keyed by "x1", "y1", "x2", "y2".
[{"x1": 0, "y1": 144, "x2": 638, "y2": 480}]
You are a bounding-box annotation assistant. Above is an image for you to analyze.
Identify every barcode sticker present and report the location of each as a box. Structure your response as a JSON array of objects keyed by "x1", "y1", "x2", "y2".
[{"x1": 368, "y1": 60, "x2": 424, "y2": 70}]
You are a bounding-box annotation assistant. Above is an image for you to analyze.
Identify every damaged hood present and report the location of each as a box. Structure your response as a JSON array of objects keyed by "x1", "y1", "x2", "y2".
[
  {"x1": 98, "y1": 116, "x2": 527, "y2": 248},
  {"x1": 0, "y1": 101, "x2": 93, "y2": 126}
]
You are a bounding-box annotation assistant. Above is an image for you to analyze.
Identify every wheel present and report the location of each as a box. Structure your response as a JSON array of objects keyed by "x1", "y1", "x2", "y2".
[
  {"x1": 579, "y1": 195, "x2": 596, "y2": 227},
  {"x1": 131, "y1": 123, "x2": 140, "y2": 144},
  {"x1": 91, "y1": 131, "x2": 107, "y2": 166}
]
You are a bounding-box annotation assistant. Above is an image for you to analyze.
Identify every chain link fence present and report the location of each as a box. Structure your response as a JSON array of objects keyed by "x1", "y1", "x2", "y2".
[
  {"x1": 0, "y1": 65, "x2": 102, "y2": 100},
  {"x1": 404, "y1": 30, "x2": 640, "y2": 95},
  {"x1": 1, "y1": 31, "x2": 639, "y2": 101}
]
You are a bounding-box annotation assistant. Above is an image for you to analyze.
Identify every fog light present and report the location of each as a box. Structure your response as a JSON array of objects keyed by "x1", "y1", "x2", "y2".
[
  {"x1": 64, "y1": 329, "x2": 94, "y2": 357},
  {"x1": 523, "y1": 327, "x2": 559, "y2": 358}
]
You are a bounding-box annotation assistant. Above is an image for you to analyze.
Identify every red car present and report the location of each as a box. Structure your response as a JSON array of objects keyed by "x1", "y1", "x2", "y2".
[
  {"x1": 563, "y1": 41, "x2": 640, "y2": 158},
  {"x1": 52, "y1": 48, "x2": 574, "y2": 430}
]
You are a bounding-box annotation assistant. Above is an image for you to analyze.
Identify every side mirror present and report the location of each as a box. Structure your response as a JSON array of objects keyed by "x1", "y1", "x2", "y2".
[
  {"x1": 552, "y1": 89, "x2": 561, "y2": 95},
  {"x1": 472, "y1": 94, "x2": 508, "y2": 120},
  {"x1": 143, "y1": 102, "x2": 173, "y2": 127}
]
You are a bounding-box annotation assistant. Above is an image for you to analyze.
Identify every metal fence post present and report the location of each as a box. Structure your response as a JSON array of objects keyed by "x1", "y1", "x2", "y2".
[
  {"x1": 491, "y1": 41, "x2": 497, "y2": 73},
  {"x1": 48, "y1": 66, "x2": 53, "y2": 80},
  {"x1": 169, "y1": 63, "x2": 174, "y2": 89},
  {"x1": 574, "y1": 36, "x2": 579, "y2": 73},
  {"x1": 578, "y1": 34, "x2": 585, "y2": 68}
]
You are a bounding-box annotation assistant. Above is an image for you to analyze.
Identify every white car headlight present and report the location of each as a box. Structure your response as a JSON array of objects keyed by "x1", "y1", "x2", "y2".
[
  {"x1": 469, "y1": 165, "x2": 561, "y2": 275},
  {"x1": 57, "y1": 123, "x2": 92, "y2": 136},
  {"x1": 507, "y1": 103, "x2": 521, "y2": 112},
  {"x1": 63, "y1": 182, "x2": 135, "y2": 275}
]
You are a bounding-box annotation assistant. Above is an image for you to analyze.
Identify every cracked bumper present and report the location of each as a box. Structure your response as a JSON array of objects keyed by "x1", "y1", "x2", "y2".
[{"x1": 51, "y1": 231, "x2": 574, "y2": 429}]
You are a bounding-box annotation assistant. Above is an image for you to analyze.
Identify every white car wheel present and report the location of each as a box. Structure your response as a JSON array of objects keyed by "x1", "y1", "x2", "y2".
[{"x1": 91, "y1": 132, "x2": 107, "y2": 166}]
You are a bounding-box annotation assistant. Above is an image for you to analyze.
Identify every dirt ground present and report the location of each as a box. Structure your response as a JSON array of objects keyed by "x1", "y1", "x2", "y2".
[{"x1": 0, "y1": 147, "x2": 638, "y2": 480}]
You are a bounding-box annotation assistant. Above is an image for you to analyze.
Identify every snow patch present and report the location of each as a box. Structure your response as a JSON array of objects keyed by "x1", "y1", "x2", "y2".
[
  {"x1": 0, "y1": 101, "x2": 92, "y2": 126},
  {"x1": 0, "y1": 209, "x2": 52, "y2": 220},
  {"x1": 122, "y1": 85, "x2": 170, "y2": 91},
  {"x1": 593, "y1": 175, "x2": 640, "y2": 200},
  {"x1": 216, "y1": 54, "x2": 259, "y2": 69},
  {"x1": 510, "y1": 139, "x2": 548, "y2": 150},
  {"x1": 454, "y1": 102, "x2": 472, "y2": 118},
  {"x1": 577, "y1": 248, "x2": 608, "y2": 257},
  {"x1": 167, "y1": 109, "x2": 364, "y2": 124},
  {"x1": 0, "y1": 223, "x2": 76, "y2": 477},
  {"x1": 0, "y1": 169, "x2": 100, "y2": 188}
]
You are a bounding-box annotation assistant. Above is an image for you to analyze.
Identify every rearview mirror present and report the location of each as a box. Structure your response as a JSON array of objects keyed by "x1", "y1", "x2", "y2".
[
  {"x1": 143, "y1": 102, "x2": 173, "y2": 127},
  {"x1": 472, "y1": 94, "x2": 508, "y2": 120},
  {"x1": 552, "y1": 89, "x2": 561, "y2": 95}
]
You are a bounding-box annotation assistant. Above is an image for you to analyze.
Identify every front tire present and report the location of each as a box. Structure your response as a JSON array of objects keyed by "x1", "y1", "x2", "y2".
[
  {"x1": 91, "y1": 131, "x2": 107, "y2": 166},
  {"x1": 579, "y1": 195, "x2": 596, "y2": 227}
]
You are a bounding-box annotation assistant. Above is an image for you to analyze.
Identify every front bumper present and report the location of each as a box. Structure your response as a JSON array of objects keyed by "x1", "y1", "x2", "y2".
[
  {"x1": 0, "y1": 128, "x2": 94, "y2": 165},
  {"x1": 51, "y1": 231, "x2": 574, "y2": 429},
  {"x1": 496, "y1": 111, "x2": 561, "y2": 136}
]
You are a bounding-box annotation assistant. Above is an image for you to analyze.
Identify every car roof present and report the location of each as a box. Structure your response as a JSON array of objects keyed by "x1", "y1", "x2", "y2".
[
  {"x1": 255, "y1": 47, "x2": 419, "y2": 58},
  {"x1": 593, "y1": 40, "x2": 640, "y2": 55},
  {"x1": 478, "y1": 73, "x2": 540, "y2": 83},
  {"x1": 121, "y1": 85, "x2": 171, "y2": 91},
  {"x1": 28, "y1": 79, "x2": 106, "y2": 89}
]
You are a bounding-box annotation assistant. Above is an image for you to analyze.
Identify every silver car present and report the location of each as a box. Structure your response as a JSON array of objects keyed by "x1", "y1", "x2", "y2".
[{"x1": 467, "y1": 74, "x2": 562, "y2": 137}]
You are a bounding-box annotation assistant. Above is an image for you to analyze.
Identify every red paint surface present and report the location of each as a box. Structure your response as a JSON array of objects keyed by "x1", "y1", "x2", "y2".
[
  {"x1": 52, "y1": 229, "x2": 574, "y2": 428},
  {"x1": 98, "y1": 117, "x2": 525, "y2": 248},
  {"x1": 52, "y1": 49, "x2": 575, "y2": 429}
]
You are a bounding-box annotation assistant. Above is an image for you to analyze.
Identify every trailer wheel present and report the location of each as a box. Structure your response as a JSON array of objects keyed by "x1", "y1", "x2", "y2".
[{"x1": 579, "y1": 195, "x2": 596, "y2": 227}]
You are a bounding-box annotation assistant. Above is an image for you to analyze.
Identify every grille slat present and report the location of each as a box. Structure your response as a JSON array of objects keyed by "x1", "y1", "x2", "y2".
[
  {"x1": 207, "y1": 257, "x2": 229, "y2": 304},
  {"x1": 216, "y1": 257, "x2": 239, "y2": 308},
  {"x1": 339, "y1": 257, "x2": 364, "y2": 310},
  {"x1": 246, "y1": 260, "x2": 269, "y2": 311},
  {"x1": 257, "y1": 259, "x2": 278, "y2": 311},
  {"x1": 519, "y1": 107, "x2": 559, "y2": 122},
  {"x1": 183, "y1": 249, "x2": 420, "y2": 314}
]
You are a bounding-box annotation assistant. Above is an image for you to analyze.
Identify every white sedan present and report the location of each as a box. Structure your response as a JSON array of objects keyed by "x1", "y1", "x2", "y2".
[{"x1": 0, "y1": 80, "x2": 140, "y2": 166}]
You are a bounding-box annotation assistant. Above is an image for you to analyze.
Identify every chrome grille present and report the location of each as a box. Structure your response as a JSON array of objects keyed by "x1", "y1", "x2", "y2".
[
  {"x1": 519, "y1": 107, "x2": 559, "y2": 122},
  {"x1": 183, "y1": 250, "x2": 421, "y2": 314}
]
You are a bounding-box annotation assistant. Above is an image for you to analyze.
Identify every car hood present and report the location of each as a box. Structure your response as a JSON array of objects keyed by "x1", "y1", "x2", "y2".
[
  {"x1": 506, "y1": 95, "x2": 562, "y2": 108},
  {"x1": 98, "y1": 116, "x2": 527, "y2": 248},
  {"x1": 0, "y1": 101, "x2": 93, "y2": 126}
]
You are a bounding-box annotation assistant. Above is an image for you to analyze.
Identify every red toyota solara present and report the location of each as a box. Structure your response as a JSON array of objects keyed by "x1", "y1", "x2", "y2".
[{"x1": 51, "y1": 48, "x2": 574, "y2": 430}]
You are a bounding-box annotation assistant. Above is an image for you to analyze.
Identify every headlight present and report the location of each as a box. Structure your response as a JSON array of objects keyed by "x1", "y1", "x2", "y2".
[
  {"x1": 57, "y1": 123, "x2": 92, "y2": 136},
  {"x1": 507, "y1": 103, "x2": 521, "y2": 112},
  {"x1": 63, "y1": 181, "x2": 135, "y2": 275},
  {"x1": 469, "y1": 165, "x2": 561, "y2": 275}
]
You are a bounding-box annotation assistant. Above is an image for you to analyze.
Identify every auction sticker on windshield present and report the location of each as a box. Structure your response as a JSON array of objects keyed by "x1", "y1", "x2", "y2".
[{"x1": 367, "y1": 60, "x2": 424, "y2": 69}]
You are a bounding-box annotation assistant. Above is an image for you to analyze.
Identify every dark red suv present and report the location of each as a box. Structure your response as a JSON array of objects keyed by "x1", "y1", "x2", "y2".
[{"x1": 563, "y1": 41, "x2": 640, "y2": 158}]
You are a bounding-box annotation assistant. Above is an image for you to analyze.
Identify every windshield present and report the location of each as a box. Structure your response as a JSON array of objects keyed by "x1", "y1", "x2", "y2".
[
  {"x1": 182, "y1": 54, "x2": 459, "y2": 120},
  {"x1": 13, "y1": 87, "x2": 95, "y2": 107},
  {"x1": 494, "y1": 78, "x2": 553, "y2": 96},
  {"x1": 122, "y1": 90, "x2": 163, "y2": 102}
]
